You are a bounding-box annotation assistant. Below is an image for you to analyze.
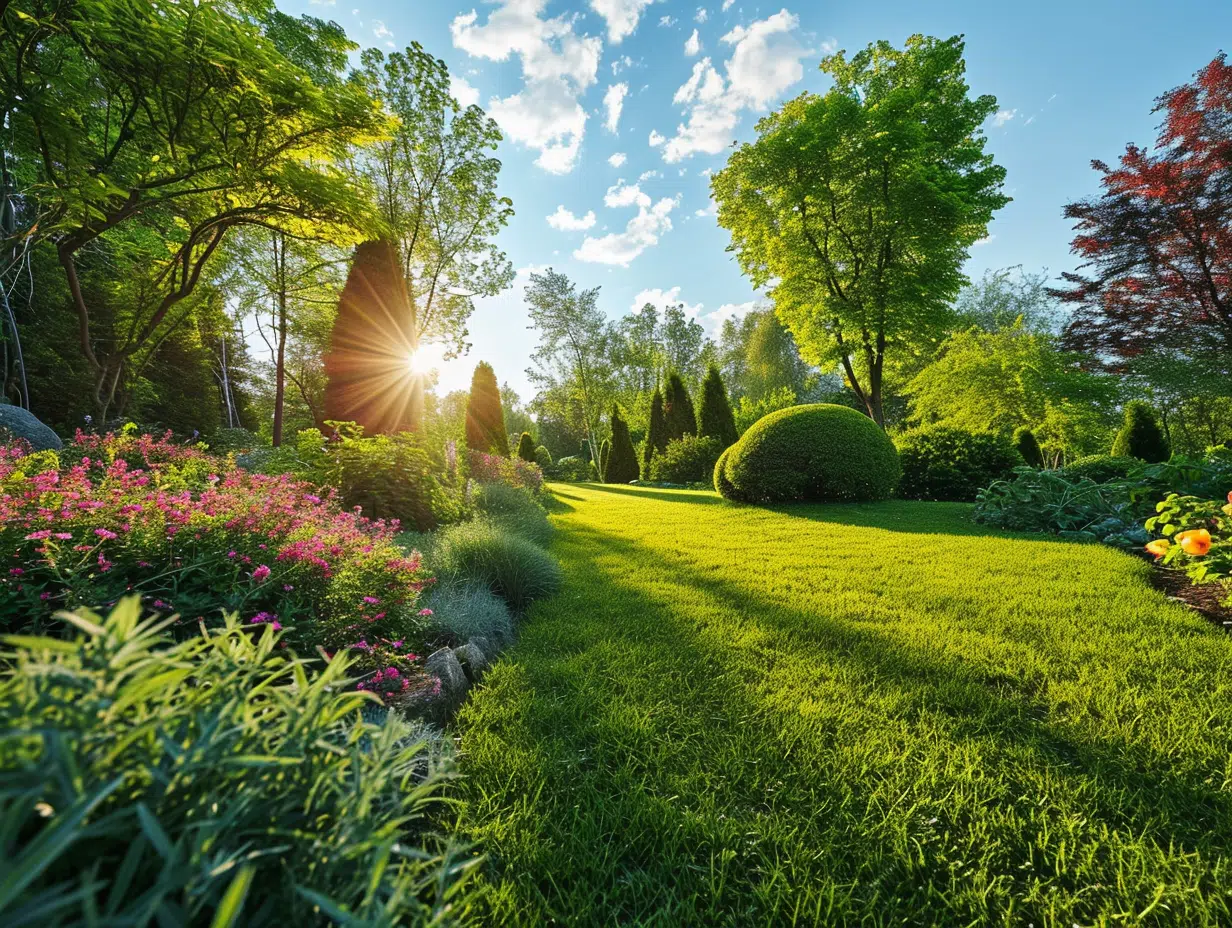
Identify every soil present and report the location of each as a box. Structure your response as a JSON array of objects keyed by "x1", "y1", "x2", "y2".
[{"x1": 1150, "y1": 567, "x2": 1232, "y2": 632}]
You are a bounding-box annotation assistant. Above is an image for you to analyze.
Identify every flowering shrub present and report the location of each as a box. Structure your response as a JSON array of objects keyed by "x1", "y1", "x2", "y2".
[
  {"x1": 468, "y1": 449, "x2": 544, "y2": 493},
  {"x1": 1144, "y1": 491, "x2": 1232, "y2": 600},
  {"x1": 0, "y1": 432, "x2": 434, "y2": 653}
]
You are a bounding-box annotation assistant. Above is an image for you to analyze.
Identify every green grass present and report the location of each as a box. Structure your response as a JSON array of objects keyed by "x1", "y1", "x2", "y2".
[{"x1": 456, "y1": 484, "x2": 1232, "y2": 927}]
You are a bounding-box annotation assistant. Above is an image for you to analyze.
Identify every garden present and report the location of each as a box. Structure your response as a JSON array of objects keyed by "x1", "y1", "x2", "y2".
[{"x1": 2, "y1": 1, "x2": 1232, "y2": 925}]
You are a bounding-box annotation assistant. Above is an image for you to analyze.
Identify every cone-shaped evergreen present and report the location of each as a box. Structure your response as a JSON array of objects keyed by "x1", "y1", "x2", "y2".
[
  {"x1": 517, "y1": 431, "x2": 536, "y2": 463},
  {"x1": 697, "y1": 364, "x2": 739, "y2": 449},
  {"x1": 323, "y1": 239, "x2": 418, "y2": 434},
  {"x1": 597, "y1": 438, "x2": 611, "y2": 481},
  {"x1": 642, "y1": 387, "x2": 668, "y2": 477},
  {"x1": 1111, "y1": 401, "x2": 1169, "y2": 462},
  {"x1": 1013, "y1": 427, "x2": 1044, "y2": 468},
  {"x1": 663, "y1": 372, "x2": 697, "y2": 442},
  {"x1": 605, "y1": 406, "x2": 640, "y2": 483},
  {"x1": 465, "y1": 362, "x2": 509, "y2": 455}
]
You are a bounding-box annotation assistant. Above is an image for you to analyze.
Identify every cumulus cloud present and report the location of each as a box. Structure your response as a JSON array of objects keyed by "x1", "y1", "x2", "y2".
[
  {"x1": 648, "y1": 129, "x2": 666, "y2": 147},
  {"x1": 685, "y1": 28, "x2": 702, "y2": 56},
  {"x1": 694, "y1": 200, "x2": 717, "y2": 217},
  {"x1": 450, "y1": 75, "x2": 481, "y2": 108},
  {"x1": 631, "y1": 286, "x2": 704, "y2": 319},
  {"x1": 589, "y1": 0, "x2": 654, "y2": 42},
  {"x1": 721, "y1": 0, "x2": 734, "y2": 9},
  {"x1": 639, "y1": 169, "x2": 660, "y2": 181},
  {"x1": 695, "y1": 7, "x2": 709, "y2": 22},
  {"x1": 575, "y1": 180, "x2": 679, "y2": 266},
  {"x1": 612, "y1": 54, "x2": 634, "y2": 75},
  {"x1": 992, "y1": 108, "x2": 1017, "y2": 127},
  {"x1": 608, "y1": 152, "x2": 628, "y2": 167},
  {"x1": 547, "y1": 205, "x2": 598, "y2": 230},
  {"x1": 662, "y1": 10, "x2": 809, "y2": 162},
  {"x1": 451, "y1": 0, "x2": 601, "y2": 173},
  {"x1": 658, "y1": 14, "x2": 676, "y2": 26},
  {"x1": 372, "y1": 19, "x2": 392, "y2": 38},
  {"x1": 603, "y1": 82, "x2": 628, "y2": 133}
]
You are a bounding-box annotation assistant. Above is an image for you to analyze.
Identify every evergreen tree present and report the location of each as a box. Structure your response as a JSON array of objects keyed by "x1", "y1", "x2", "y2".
[
  {"x1": 642, "y1": 386, "x2": 668, "y2": 477},
  {"x1": 605, "y1": 406, "x2": 640, "y2": 484},
  {"x1": 1013, "y1": 427, "x2": 1044, "y2": 468},
  {"x1": 697, "y1": 364, "x2": 739, "y2": 449},
  {"x1": 1111, "y1": 401, "x2": 1170, "y2": 462},
  {"x1": 597, "y1": 438, "x2": 612, "y2": 481},
  {"x1": 465, "y1": 362, "x2": 509, "y2": 455},
  {"x1": 664, "y1": 372, "x2": 697, "y2": 441},
  {"x1": 517, "y1": 431, "x2": 536, "y2": 463}
]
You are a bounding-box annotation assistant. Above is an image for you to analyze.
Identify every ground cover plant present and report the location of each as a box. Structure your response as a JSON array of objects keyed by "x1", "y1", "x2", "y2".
[{"x1": 458, "y1": 483, "x2": 1232, "y2": 926}]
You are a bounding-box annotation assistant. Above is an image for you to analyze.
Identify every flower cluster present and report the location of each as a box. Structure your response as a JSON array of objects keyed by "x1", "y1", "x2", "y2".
[
  {"x1": 1144, "y1": 490, "x2": 1232, "y2": 601},
  {"x1": 468, "y1": 450, "x2": 544, "y2": 494},
  {"x1": 345, "y1": 636, "x2": 439, "y2": 703},
  {"x1": 0, "y1": 433, "x2": 434, "y2": 653}
]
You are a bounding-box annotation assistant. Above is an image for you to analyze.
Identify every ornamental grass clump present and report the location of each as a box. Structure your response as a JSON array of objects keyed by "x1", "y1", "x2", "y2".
[{"x1": 433, "y1": 520, "x2": 561, "y2": 612}]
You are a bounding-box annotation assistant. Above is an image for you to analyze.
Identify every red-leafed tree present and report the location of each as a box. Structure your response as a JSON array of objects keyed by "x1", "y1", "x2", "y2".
[{"x1": 1056, "y1": 53, "x2": 1232, "y2": 361}]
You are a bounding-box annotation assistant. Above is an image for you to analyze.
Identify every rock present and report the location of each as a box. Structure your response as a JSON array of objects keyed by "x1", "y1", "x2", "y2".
[
  {"x1": 454, "y1": 640, "x2": 489, "y2": 682},
  {"x1": 470, "y1": 635, "x2": 494, "y2": 659},
  {"x1": 424, "y1": 647, "x2": 468, "y2": 705},
  {"x1": 0, "y1": 405, "x2": 63, "y2": 451}
]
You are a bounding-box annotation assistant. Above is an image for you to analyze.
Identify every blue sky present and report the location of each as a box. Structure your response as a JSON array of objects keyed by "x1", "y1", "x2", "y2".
[{"x1": 279, "y1": 0, "x2": 1231, "y2": 399}]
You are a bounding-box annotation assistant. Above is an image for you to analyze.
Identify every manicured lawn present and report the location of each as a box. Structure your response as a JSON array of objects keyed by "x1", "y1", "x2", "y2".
[{"x1": 456, "y1": 484, "x2": 1232, "y2": 926}]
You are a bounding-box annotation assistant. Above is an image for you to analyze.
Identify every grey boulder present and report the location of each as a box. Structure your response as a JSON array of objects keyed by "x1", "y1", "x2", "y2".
[
  {"x1": 0, "y1": 405, "x2": 63, "y2": 451},
  {"x1": 454, "y1": 640, "x2": 490, "y2": 682}
]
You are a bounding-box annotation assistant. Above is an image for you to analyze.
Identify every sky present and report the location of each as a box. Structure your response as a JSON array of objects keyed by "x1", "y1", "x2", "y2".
[{"x1": 277, "y1": 0, "x2": 1232, "y2": 400}]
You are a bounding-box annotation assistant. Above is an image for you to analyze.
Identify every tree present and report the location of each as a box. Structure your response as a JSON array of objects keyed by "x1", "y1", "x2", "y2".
[
  {"x1": 1056, "y1": 54, "x2": 1232, "y2": 363},
  {"x1": 356, "y1": 46, "x2": 515, "y2": 358},
  {"x1": 501, "y1": 382, "x2": 536, "y2": 449},
  {"x1": 525, "y1": 269, "x2": 615, "y2": 463},
  {"x1": 663, "y1": 372, "x2": 697, "y2": 441},
  {"x1": 713, "y1": 35, "x2": 1009, "y2": 427},
  {"x1": 465, "y1": 362, "x2": 509, "y2": 455},
  {"x1": 323, "y1": 241, "x2": 420, "y2": 435},
  {"x1": 1112, "y1": 401, "x2": 1170, "y2": 462},
  {"x1": 661, "y1": 304, "x2": 707, "y2": 387},
  {"x1": 1014, "y1": 427, "x2": 1045, "y2": 468},
  {"x1": 597, "y1": 438, "x2": 612, "y2": 481},
  {"x1": 517, "y1": 431, "x2": 537, "y2": 463},
  {"x1": 605, "y1": 406, "x2": 640, "y2": 484},
  {"x1": 642, "y1": 387, "x2": 668, "y2": 478},
  {"x1": 697, "y1": 365, "x2": 739, "y2": 449},
  {"x1": 1, "y1": 1, "x2": 384, "y2": 419}
]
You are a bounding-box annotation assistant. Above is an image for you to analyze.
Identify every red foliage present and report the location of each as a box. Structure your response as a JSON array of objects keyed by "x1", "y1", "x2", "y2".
[{"x1": 1056, "y1": 54, "x2": 1232, "y2": 360}]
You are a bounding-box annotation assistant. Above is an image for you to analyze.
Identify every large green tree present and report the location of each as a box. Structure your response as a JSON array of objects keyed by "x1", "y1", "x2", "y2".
[
  {"x1": 697, "y1": 365, "x2": 739, "y2": 449},
  {"x1": 713, "y1": 35, "x2": 1009, "y2": 427},
  {"x1": 465, "y1": 361, "x2": 509, "y2": 455}
]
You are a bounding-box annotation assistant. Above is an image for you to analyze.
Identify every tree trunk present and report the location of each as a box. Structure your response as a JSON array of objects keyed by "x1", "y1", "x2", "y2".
[{"x1": 271, "y1": 232, "x2": 287, "y2": 447}]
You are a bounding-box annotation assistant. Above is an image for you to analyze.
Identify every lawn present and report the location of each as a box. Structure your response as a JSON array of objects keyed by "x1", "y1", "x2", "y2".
[{"x1": 456, "y1": 484, "x2": 1232, "y2": 927}]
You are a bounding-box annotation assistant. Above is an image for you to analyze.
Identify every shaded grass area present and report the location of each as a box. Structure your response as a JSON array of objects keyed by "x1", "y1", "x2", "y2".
[{"x1": 456, "y1": 485, "x2": 1232, "y2": 926}]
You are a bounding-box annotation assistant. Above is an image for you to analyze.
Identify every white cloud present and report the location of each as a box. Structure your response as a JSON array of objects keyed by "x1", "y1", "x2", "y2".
[
  {"x1": 648, "y1": 129, "x2": 666, "y2": 147},
  {"x1": 547, "y1": 205, "x2": 598, "y2": 230},
  {"x1": 451, "y1": 0, "x2": 601, "y2": 173},
  {"x1": 575, "y1": 181, "x2": 679, "y2": 266},
  {"x1": 695, "y1": 7, "x2": 709, "y2": 22},
  {"x1": 662, "y1": 10, "x2": 809, "y2": 162},
  {"x1": 310, "y1": 0, "x2": 336, "y2": 6},
  {"x1": 608, "y1": 152, "x2": 628, "y2": 167},
  {"x1": 685, "y1": 28, "x2": 702, "y2": 56},
  {"x1": 589, "y1": 0, "x2": 654, "y2": 43},
  {"x1": 612, "y1": 54, "x2": 634, "y2": 75},
  {"x1": 372, "y1": 19, "x2": 392, "y2": 38},
  {"x1": 721, "y1": 0, "x2": 734, "y2": 9},
  {"x1": 631, "y1": 286, "x2": 704, "y2": 320},
  {"x1": 603, "y1": 82, "x2": 628, "y2": 133},
  {"x1": 450, "y1": 75, "x2": 481, "y2": 108},
  {"x1": 699, "y1": 166, "x2": 713, "y2": 176},
  {"x1": 992, "y1": 108, "x2": 1017, "y2": 127},
  {"x1": 658, "y1": 14, "x2": 676, "y2": 26},
  {"x1": 639, "y1": 169, "x2": 660, "y2": 181},
  {"x1": 709, "y1": 300, "x2": 757, "y2": 329},
  {"x1": 694, "y1": 200, "x2": 717, "y2": 217},
  {"x1": 973, "y1": 234, "x2": 995, "y2": 247}
]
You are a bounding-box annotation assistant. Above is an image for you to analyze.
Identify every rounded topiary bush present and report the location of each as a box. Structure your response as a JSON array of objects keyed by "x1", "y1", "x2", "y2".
[
  {"x1": 649, "y1": 435, "x2": 721, "y2": 484},
  {"x1": 713, "y1": 444, "x2": 736, "y2": 498},
  {"x1": 717, "y1": 404, "x2": 900, "y2": 502},
  {"x1": 1059, "y1": 454, "x2": 1140, "y2": 483},
  {"x1": 1111, "y1": 400, "x2": 1170, "y2": 462},
  {"x1": 895, "y1": 426, "x2": 1024, "y2": 502}
]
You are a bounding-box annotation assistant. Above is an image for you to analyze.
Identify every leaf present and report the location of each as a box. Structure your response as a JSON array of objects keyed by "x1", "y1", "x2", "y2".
[{"x1": 208, "y1": 865, "x2": 255, "y2": 928}]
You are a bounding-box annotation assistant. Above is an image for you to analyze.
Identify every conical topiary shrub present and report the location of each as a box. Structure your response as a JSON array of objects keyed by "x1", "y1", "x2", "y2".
[
  {"x1": 517, "y1": 431, "x2": 536, "y2": 463},
  {"x1": 1111, "y1": 401, "x2": 1169, "y2": 462},
  {"x1": 642, "y1": 386, "x2": 668, "y2": 478},
  {"x1": 605, "y1": 406, "x2": 640, "y2": 484},
  {"x1": 597, "y1": 438, "x2": 611, "y2": 482},
  {"x1": 664, "y1": 372, "x2": 696, "y2": 442},
  {"x1": 697, "y1": 364, "x2": 739, "y2": 449},
  {"x1": 465, "y1": 362, "x2": 509, "y2": 456},
  {"x1": 1013, "y1": 427, "x2": 1044, "y2": 468}
]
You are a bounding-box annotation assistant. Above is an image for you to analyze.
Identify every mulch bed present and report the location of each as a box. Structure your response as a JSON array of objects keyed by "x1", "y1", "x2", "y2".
[{"x1": 1150, "y1": 567, "x2": 1232, "y2": 632}]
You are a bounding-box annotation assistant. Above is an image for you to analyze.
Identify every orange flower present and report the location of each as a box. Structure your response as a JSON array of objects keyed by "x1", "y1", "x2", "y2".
[
  {"x1": 1145, "y1": 538, "x2": 1171, "y2": 558},
  {"x1": 1177, "y1": 528, "x2": 1212, "y2": 556}
]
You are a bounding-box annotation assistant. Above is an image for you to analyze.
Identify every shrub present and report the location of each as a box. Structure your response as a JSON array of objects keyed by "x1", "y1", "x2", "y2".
[
  {"x1": 663, "y1": 372, "x2": 697, "y2": 442},
  {"x1": 470, "y1": 481, "x2": 553, "y2": 547},
  {"x1": 433, "y1": 520, "x2": 562, "y2": 611},
  {"x1": 0, "y1": 599, "x2": 473, "y2": 926},
  {"x1": 597, "y1": 438, "x2": 611, "y2": 481},
  {"x1": 468, "y1": 450, "x2": 544, "y2": 494},
  {"x1": 206, "y1": 426, "x2": 260, "y2": 453},
  {"x1": 974, "y1": 467, "x2": 1150, "y2": 546},
  {"x1": 650, "y1": 435, "x2": 722, "y2": 484},
  {"x1": 1145, "y1": 493, "x2": 1232, "y2": 602},
  {"x1": 1060, "y1": 454, "x2": 1140, "y2": 483},
  {"x1": 895, "y1": 426, "x2": 1023, "y2": 502},
  {"x1": 422, "y1": 578, "x2": 515, "y2": 647},
  {"x1": 717, "y1": 404, "x2": 900, "y2": 503},
  {"x1": 465, "y1": 361, "x2": 509, "y2": 456},
  {"x1": 546, "y1": 455, "x2": 595, "y2": 482},
  {"x1": 605, "y1": 406, "x2": 640, "y2": 484},
  {"x1": 517, "y1": 431, "x2": 536, "y2": 463},
  {"x1": 1112, "y1": 400, "x2": 1170, "y2": 462},
  {"x1": 734, "y1": 386, "x2": 798, "y2": 435},
  {"x1": 0, "y1": 433, "x2": 433, "y2": 652},
  {"x1": 643, "y1": 386, "x2": 668, "y2": 477},
  {"x1": 697, "y1": 364, "x2": 739, "y2": 449},
  {"x1": 534, "y1": 444, "x2": 554, "y2": 468},
  {"x1": 714, "y1": 444, "x2": 736, "y2": 497},
  {"x1": 1014, "y1": 426, "x2": 1044, "y2": 468}
]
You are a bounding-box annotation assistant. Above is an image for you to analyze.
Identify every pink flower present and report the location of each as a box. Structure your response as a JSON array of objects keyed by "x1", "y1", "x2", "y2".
[
  {"x1": 251, "y1": 564, "x2": 271, "y2": 583},
  {"x1": 363, "y1": 595, "x2": 381, "y2": 605},
  {"x1": 418, "y1": 608, "x2": 434, "y2": 617},
  {"x1": 94, "y1": 528, "x2": 118, "y2": 540}
]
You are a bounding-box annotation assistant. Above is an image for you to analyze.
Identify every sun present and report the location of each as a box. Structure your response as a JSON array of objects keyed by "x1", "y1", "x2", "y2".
[{"x1": 405, "y1": 341, "x2": 450, "y2": 375}]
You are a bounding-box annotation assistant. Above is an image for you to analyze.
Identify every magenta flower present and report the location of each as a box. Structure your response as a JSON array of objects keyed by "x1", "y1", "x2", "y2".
[
  {"x1": 94, "y1": 528, "x2": 118, "y2": 540},
  {"x1": 418, "y1": 608, "x2": 434, "y2": 617},
  {"x1": 251, "y1": 564, "x2": 271, "y2": 583}
]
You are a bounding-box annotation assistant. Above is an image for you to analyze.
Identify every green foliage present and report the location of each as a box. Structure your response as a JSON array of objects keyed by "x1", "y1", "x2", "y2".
[
  {"x1": 697, "y1": 365, "x2": 739, "y2": 450},
  {"x1": 605, "y1": 407, "x2": 640, "y2": 484},
  {"x1": 1145, "y1": 494, "x2": 1232, "y2": 596},
  {"x1": 718, "y1": 404, "x2": 900, "y2": 502},
  {"x1": 534, "y1": 445, "x2": 554, "y2": 468},
  {"x1": 470, "y1": 482, "x2": 553, "y2": 548},
  {"x1": 649, "y1": 435, "x2": 722, "y2": 485},
  {"x1": 895, "y1": 426, "x2": 1023, "y2": 501},
  {"x1": 1013, "y1": 427, "x2": 1044, "y2": 468},
  {"x1": 714, "y1": 35, "x2": 1008, "y2": 424},
  {"x1": 1112, "y1": 400, "x2": 1170, "y2": 462},
  {"x1": 422, "y1": 579, "x2": 516, "y2": 648},
  {"x1": 433, "y1": 520, "x2": 562, "y2": 611},
  {"x1": 465, "y1": 362, "x2": 510, "y2": 456},
  {"x1": 733, "y1": 386, "x2": 799, "y2": 435},
  {"x1": 0, "y1": 599, "x2": 475, "y2": 926},
  {"x1": 1060, "y1": 454, "x2": 1140, "y2": 484},
  {"x1": 642, "y1": 387, "x2": 668, "y2": 477},
  {"x1": 545, "y1": 456, "x2": 595, "y2": 482},
  {"x1": 973, "y1": 467, "x2": 1150, "y2": 546},
  {"x1": 517, "y1": 432, "x2": 537, "y2": 463},
  {"x1": 597, "y1": 439, "x2": 612, "y2": 482},
  {"x1": 663, "y1": 372, "x2": 697, "y2": 442}
]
